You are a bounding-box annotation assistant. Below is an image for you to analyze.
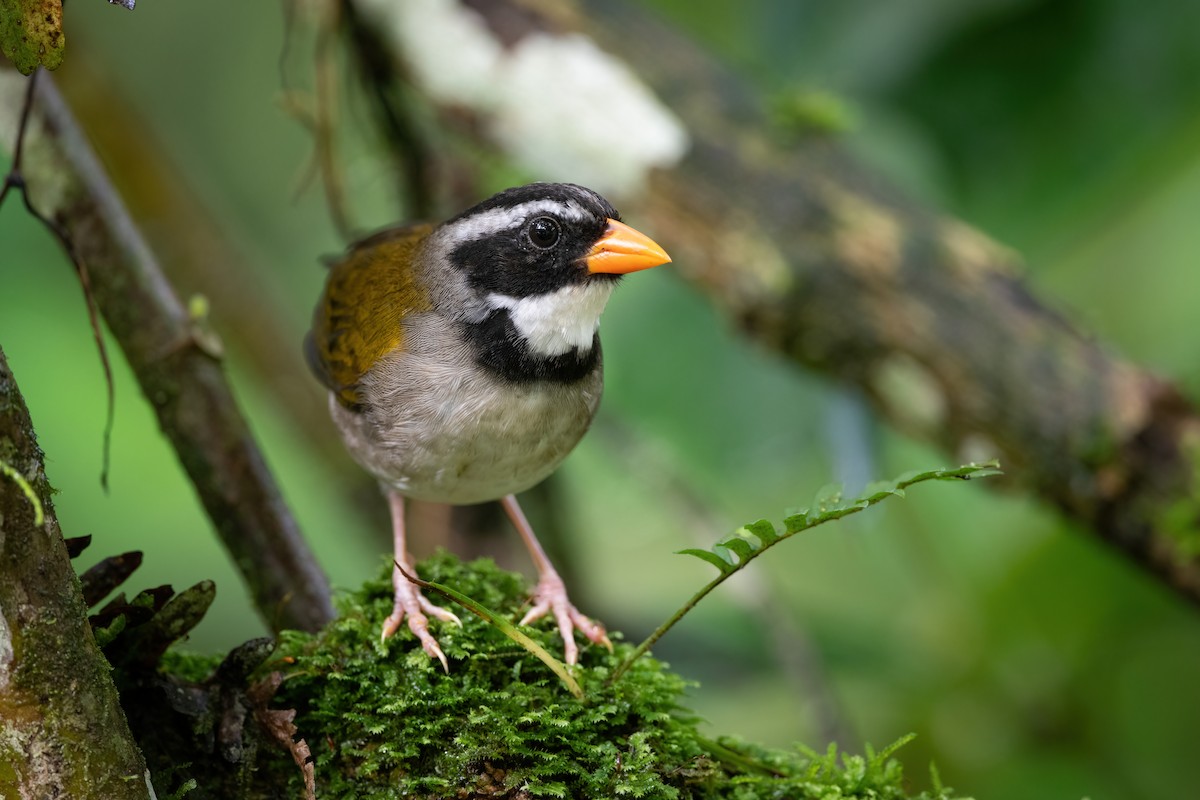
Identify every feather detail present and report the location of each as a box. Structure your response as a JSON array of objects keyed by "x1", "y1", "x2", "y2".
[{"x1": 307, "y1": 224, "x2": 435, "y2": 408}]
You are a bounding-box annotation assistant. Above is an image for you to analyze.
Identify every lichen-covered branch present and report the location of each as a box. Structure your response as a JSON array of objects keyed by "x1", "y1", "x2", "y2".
[
  {"x1": 0, "y1": 69, "x2": 334, "y2": 632},
  {"x1": 0, "y1": 345, "x2": 151, "y2": 799},
  {"x1": 591, "y1": 3, "x2": 1200, "y2": 605},
  {"x1": 345, "y1": 0, "x2": 1200, "y2": 604}
]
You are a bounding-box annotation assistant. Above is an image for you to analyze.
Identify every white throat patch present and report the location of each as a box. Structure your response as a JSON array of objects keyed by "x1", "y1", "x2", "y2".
[{"x1": 487, "y1": 282, "x2": 616, "y2": 357}]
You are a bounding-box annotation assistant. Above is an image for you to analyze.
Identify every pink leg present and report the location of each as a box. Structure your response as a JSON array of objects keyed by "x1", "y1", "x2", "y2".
[
  {"x1": 381, "y1": 490, "x2": 461, "y2": 671},
  {"x1": 501, "y1": 494, "x2": 611, "y2": 665}
]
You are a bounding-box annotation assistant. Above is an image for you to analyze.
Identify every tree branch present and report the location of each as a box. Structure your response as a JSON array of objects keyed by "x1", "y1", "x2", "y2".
[
  {"x1": 0, "y1": 345, "x2": 151, "y2": 799},
  {"x1": 591, "y1": 2, "x2": 1200, "y2": 604},
  {"x1": 0, "y1": 69, "x2": 334, "y2": 632}
]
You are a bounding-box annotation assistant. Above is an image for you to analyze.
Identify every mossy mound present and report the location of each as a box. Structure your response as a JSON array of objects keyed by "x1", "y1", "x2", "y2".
[{"x1": 256, "y1": 554, "x2": 968, "y2": 800}]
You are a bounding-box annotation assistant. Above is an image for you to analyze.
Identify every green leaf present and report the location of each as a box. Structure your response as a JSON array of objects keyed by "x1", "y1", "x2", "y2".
[
  {"x1": 742, "y1": 519, "x2": 779, "y2": 546},
  {"x1": 782, "y1": 512, "x2": 809, "y2": 533},
  {"x1": 812, "y1": 481, "x2": 844, "y2": 511},
  {"x1": 716, "y1": 533, "x2": 757, "y2": 563},
  {"x1": 676, "y1": 547, "x2": 735, "y2": 575},
  {"x1": 0, "y1": 0, "x2": 66, "y2": 74}
]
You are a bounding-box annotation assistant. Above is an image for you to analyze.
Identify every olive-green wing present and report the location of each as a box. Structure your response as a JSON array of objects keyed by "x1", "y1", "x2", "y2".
[{"x1": 304, "y1": 223, "x2": 435, "y2": 409}]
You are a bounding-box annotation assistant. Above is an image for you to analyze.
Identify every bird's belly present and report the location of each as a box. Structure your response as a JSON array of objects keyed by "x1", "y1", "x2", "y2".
[{"x1": 331, "y1": 369, "x2": 601, "y2": 504}]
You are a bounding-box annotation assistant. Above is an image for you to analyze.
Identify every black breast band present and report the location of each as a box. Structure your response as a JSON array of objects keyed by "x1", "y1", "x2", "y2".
[{"x1": 463, "y1": 310, "x2": 600, "y2": 384}]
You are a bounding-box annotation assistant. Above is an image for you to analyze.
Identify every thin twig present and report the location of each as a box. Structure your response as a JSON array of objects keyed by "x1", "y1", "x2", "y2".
[
  {"x1": 1, "y1": 69, "x2": 116, "y2": 490},
  {"x1": 0, "y1": 68, "x2": 36, "y2": 205},
  {"x1": 343, "y1": 1, "x2": 437, "y2": 219},
  {"x1": 313, "y1": 5, "x2": 354, "y2": 240}
]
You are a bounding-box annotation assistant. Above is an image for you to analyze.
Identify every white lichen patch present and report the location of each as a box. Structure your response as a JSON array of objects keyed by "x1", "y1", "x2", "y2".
[
  {"x1": 871, "y1": 354, "x2": 948, "y2": 436},
  {"x1": 830, "y1": 187, "x2": 903, "y2": 278},
  {"x1": 716, "y1": 217, "x2": 793, "y2": 301},
  {"x1": 937, "y1": 217, "x2": 1021, "y2": 280},
  {"x1": 494, "y1": 33, "x2": 689, "y2": 197},
  {"x1": 359, "y1": 0, "x2": 690, "y2": 197},
  {"x1": 365, "y1": 0, "x2": 504, "y2": 106}
]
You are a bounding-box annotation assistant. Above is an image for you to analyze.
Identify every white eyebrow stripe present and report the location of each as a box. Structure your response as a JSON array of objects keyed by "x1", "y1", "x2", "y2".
[{"x1": 442, "y1": 199, "x2": 591, "y2": 243}]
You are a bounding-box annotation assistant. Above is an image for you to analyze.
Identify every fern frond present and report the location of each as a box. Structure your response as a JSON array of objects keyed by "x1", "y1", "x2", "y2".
[{"x1": 611, "y1": 461, "x2": 1001, "y2": 681}]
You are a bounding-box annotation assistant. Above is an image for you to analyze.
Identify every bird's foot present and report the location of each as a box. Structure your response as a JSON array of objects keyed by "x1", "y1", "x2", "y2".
[
  {"x1": 519, "y1": 569, "x2": 612, "y2": 666},
  {"x1": 382, "y1": 563, "x2": 462, "y2": 672}
]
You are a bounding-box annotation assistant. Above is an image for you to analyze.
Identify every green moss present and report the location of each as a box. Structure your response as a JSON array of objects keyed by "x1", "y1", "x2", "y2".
[
  {"x1": 157, "y1": 648, "x2": 224, "y2": 683},
  {"x1": 246, "y1": 554, "x2": 970, "y2": 800}
]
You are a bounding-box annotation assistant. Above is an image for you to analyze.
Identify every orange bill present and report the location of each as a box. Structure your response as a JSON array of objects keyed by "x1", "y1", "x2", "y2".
[{"x1": 584, "y1": 219, "x2": 672, "y2": 274}]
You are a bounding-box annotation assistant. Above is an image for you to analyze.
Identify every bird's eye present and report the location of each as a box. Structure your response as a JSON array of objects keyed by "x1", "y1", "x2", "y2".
[{"x1": 527, "y1": 216, "x2": 561, "y2": 249}]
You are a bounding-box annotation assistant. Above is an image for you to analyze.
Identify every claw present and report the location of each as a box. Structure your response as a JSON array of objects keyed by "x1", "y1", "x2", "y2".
[
  {"x1": 520, "y1": 570, "x2": 609, "y2": 666},
  {"x1": 383, "y1": 560, "x2": 458, "y2": 672}
]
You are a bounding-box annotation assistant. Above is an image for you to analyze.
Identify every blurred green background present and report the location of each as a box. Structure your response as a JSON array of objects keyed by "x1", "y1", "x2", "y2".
[{"x1": 3, "y1": 1, "x2": 1200, "y2": 798}]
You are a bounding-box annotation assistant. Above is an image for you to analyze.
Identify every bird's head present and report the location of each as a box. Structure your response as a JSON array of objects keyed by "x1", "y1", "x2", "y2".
[{"x1": 429, "y1": 183, "x2": 671, "y2": 359}]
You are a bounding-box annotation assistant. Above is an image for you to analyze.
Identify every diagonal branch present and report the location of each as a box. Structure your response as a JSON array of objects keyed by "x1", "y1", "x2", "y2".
[
  {"x1": 0, "y1": 69, "x2": 334, "y2": 632},
  {"x1": 593, "y1": 2, "x2": 1200, "y2": 606}
]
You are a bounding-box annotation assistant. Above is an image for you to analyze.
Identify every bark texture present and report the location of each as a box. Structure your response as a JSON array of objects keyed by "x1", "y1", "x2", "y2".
[{"x1": 0, "y1": 345, "x2": 150, "y2": 799}]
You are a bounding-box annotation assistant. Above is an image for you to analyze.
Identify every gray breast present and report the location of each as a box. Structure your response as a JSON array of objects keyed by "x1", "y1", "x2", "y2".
[{"x1": 329, "y1": 313, "x2": 603, "y2": 504}]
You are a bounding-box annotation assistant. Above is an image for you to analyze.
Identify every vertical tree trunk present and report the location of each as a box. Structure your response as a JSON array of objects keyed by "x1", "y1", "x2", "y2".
[{"x1": 0, "y1": 345, "x2": 151, "y2": 799}]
